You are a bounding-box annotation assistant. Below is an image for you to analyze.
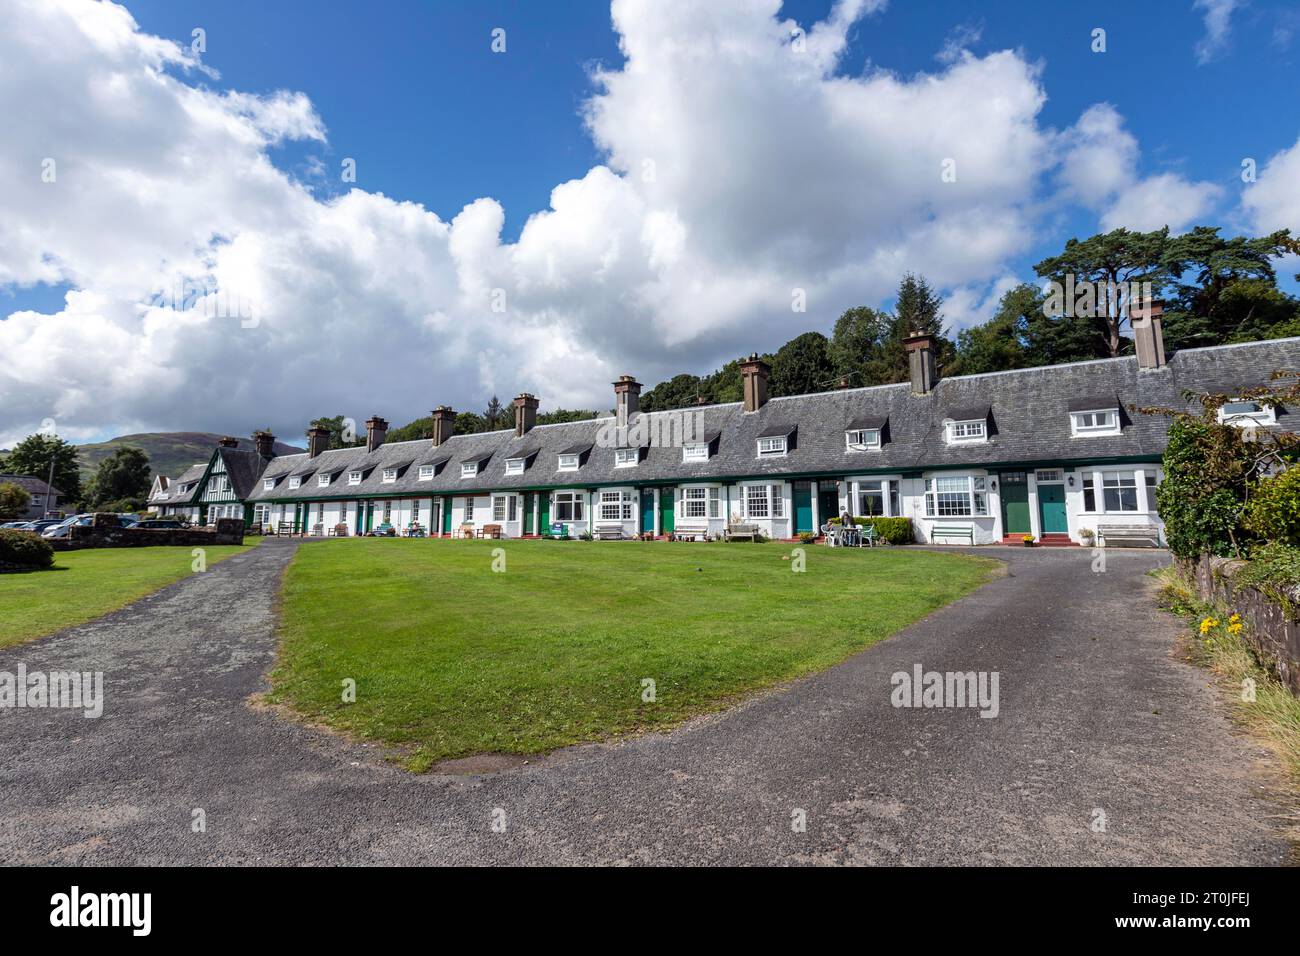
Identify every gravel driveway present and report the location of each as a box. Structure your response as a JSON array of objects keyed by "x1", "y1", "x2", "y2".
[{"x1": 0, "y1": 540, "x2": 1290, "y2": 865}]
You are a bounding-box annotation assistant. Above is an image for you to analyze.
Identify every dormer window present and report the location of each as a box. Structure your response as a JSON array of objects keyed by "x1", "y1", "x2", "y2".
[
  {"x1": 263, "y1": 478, "x2": 275, "y2": 490},
  {"x1": 418, "y1": 465, "x2": 435, "y2": 480},
  {"x1": 504, "y1": 458, "x2": 525, "y2": 476},
  {"x1": 845, "y1": 428, "x2": 881, "y2": 451},
  {"x1": 317, "y1": 473, "x2": 331, "y2": 487},
  {"x1": 1218, "y1": 400, "x2": 1276, "y2": 427},
  {"x1": 614, "y1": 448, "x2": 639, "y2": 468},
  {"x1": 1071, "y1": 409, "x2": 1121, "y2": 436},
  {"x1": 288, "y1": 476, "x2": 301, "y2": 489},
  {"x1": 683, "y1": 442, "x2": 708, "y2": 462},
  {"x1": 460, "y1": 462, "x2": 479, "y2": 479},
  {"x1": 558, "y1": 454, "x2": 579, "y2": 472},
  {"x1": 757, "y1": 436, "x2": 786, "y2": 457},
  {"x1": 946, "y1": 420, "x2": 986, "y2": 443},
  {"x1": 348, "y1": 471, "x2": 363, "y2": 485},
  {"x1": 382, "y1": 468, "x2": 398, "y2": 482}
]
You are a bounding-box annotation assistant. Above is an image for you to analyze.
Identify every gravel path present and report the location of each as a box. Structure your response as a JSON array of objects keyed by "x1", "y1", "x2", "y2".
[{"x1": 0, "y1": 540, "x2": 1290, "y2": 865}]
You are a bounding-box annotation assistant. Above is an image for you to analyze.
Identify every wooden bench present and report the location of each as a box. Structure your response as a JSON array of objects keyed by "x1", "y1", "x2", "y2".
[
  {"x1": 593, "y1": 525, "x2": 625, "y2": 540},
  {"x1": 724, "y1": 522, "x2": 760, "y2": 542},
  {"x1": 1097, "y1": 524, "x2": 1161, "y2": 548},
  {"x1": 480, "y1": 524, "x2": 503, "y2": 539},
  {"x1": 458, "y1": 523, "x2": 476, "y2": 539},
  {"x1": 274, "y1": 522, "x2": 296, "y2": 537},
  {"x1": 328, "y1": 522, "x2": 348, "y2": 537},
  {"x1": 931, "y1": 524, "x2": 975, "y2": 545},
  {"x1": 248, "y1": 522, "x2": 263, "y2": 536},
  {"x1": 309, "y1": 522, "x2": 325, "y2": 537}
]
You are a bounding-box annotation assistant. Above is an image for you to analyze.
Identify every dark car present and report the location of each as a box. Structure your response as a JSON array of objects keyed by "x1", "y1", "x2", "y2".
[
  {"x1": 12, "y1": 519, "x2": 64, "y2": 534},
  {"x1": 134, "y1": 519, "x2": 184, "y2": 530}
]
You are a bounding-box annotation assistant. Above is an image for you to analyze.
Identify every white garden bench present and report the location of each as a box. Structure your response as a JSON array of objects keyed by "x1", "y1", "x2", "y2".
[
  {"x1": 1097, "y1": 524, "x2": 1161, "y2": 548},
  {"x1": 931, "y1": 524, "x2": 975, "y2": 545},
  {"x1": 593, "y1": 525, "x2": 626, "y2": 540},
  {"x1": 672, "y1": 523, "x2": 710, "y2": 541}
]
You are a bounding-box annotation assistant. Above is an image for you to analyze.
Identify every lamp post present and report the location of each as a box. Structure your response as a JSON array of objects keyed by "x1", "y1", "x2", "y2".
[{"x1": 45, "y1": 453, "x2": 58, "y2": 518}]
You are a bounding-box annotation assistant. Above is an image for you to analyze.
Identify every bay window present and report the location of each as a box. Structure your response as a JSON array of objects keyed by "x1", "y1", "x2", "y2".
[
  {"x1": 857, "y1": 479, "x2": 898, "y2": 516},
  {"x1": 1082, "y1": 470, "x2": 1157, "y2": 512},
  {"x1": 599, "y1": 490, "x2": 634, "y2": 521},
  {"x1": 743, "y1": 484, "x2": 783, "y2": 519},
  {"x1": 682, "y1": 486, "x2": 721, "y2": 520},
  {"x1": 924, "y1": 475, "x2": 988, "y2": 517}
]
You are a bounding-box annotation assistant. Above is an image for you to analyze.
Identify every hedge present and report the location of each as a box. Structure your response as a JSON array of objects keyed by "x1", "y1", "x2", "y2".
[
  {"x1": 0, "y1": 528, "x2": 55, "y2": 570},
  {"x1": 829, "y1": 516, "x2": 914, "y2": 544}
]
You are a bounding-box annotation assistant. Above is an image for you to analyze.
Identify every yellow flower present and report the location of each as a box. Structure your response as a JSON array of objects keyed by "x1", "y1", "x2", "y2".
[
  {"x1": 1228, "y1": 613, "x2": 1241, "y2": 624},
  {"x1": 1227, "y1": 622, "x2": 1243, "y2": 635},
  {"x1": 1199, "y1": 617, "x2": 1219, "y2": 634}
]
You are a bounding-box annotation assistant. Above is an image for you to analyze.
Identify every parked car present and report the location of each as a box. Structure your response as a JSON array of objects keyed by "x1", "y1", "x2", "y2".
[
  {"x1": 9, "y1": 519, "x2": 64, "y2": 534},
  {"x1": 134, "y1": 519, "x2": 184, "y2": 530},
  {"x1": 0, "y1": 520, "x2": 31, "y2": 529},
  {"x1": 41, "y1": 514, "x2": 138, "y2": 538}
]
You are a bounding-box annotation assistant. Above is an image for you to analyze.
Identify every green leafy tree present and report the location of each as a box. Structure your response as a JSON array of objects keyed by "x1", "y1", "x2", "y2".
[
  {"x1": 1243, "y1": 467, "x2": 1300, "y2": 547},
  {"x1": 1, "y1": 433, "x2": 82, "y2": 504},
  {"x1": 868, "y1": 274, "x2": 955, "y2": 385},
  {"x1": 704, "y1": 360, "x2": 744, "y2": 404},
  {"x1": 454, "y1": 411, "x2": 488, "y2": 435},
  {"x1": 953, "y1": 284, "x2": 1041, "y2": 375},
  {"x1": 640, "y1": 373, "x2": 709, "y2": 412},
  {"x1": 768, "y1": 332, "x2": 833, "y2": 397},
  {"x1": 829, "y1": 306, "x2": 890, "y2": 386},
  {"x1": 310, "y1": 415, "x2": 364, "y2": 449},
  {"x1": 0, "y1": 482, "x2": 32, "y2": 519},
  {"x1": 1034, "y1": 227, "x2": 1174, "y2": 357},
  {"x1": 86, "y1": 446, "x2": 152, "y2": 508},
  {"x1": 536, "y1": 409, "x2": 598, "y2": 425}
]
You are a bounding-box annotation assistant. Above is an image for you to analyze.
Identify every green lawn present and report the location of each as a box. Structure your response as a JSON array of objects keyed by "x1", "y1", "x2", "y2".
[
  {"x1": 0, "y1": 544, "x2": 257, "y2": 648},
  {"x1": 270, "y1": 539, "x2": 998, "y2": 771}
]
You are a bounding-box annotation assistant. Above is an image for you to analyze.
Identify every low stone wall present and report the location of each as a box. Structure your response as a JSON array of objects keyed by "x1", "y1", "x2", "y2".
[
  {"x1": 49, "y1": 515, "x2": 245, "y2": 551},
  {"x1": 1186, "y1": 554, "x2": 1300, "y2": 695}
]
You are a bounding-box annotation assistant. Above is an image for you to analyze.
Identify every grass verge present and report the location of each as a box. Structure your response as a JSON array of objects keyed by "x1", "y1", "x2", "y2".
[
  {"x1": 0, "y1": 543, "x2": 257, "y2": 649},
  {"x1": 269, "y1": 539, "x2": 999, "y2": 771}
]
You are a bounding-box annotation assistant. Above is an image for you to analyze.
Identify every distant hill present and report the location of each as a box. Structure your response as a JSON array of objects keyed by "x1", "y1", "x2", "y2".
[{"x1": 76, "y1": 432, "x2": 303, "y2": 480}]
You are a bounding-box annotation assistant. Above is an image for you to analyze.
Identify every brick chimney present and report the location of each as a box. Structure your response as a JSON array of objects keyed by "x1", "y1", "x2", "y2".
[
  {"x1": 253, "y1": 430, "x2": 276, "y2": 459},
  {"x1": 365, "y1": 416, "x2": 389, "y2": 453},
  {"x1": 307, "y1": 425, "x2": 330, "y2": 458},
  {"x1": 739, "y1": 354, "x2": 770, "y2": 412},
  {"x1": 429, "y1": 406, "x2": 456, "y2": 447},
  {"x1": 613, "y1": 375, "x2": 642, "y2": 428},
  {"x1": 1130, "y1": 298, "x2": 1167, "y2": 369},
  {"x1": 217, "y1": 436, "x2": 239, "y2": 448},
  {"x1": 903, "y1": 331, "x2": 938, "y2": 395},
  {"x1": 513, "y1": 393, "x2": 539, "y2": 436}
]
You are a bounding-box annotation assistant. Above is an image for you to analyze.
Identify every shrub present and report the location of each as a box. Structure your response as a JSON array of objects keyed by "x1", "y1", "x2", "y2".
[
  {"x1": 1234, "y1": 542, "x2": 1300, "y2": 615},
  {"x1": 1243, "y1": 467, "x2": 1300, "y2": 547},
  {"x1": 861, "y1": 516, "x2": 913, "y2": 544},
  {"x1": 0, "y1": 528, "x2": 55, "y2": 570},
  {"x1": 0, "y1": 482, "x2": 32, "y2": 520},
  {"x1": 798, "y1": 531, "x2": 817, "y2": 543},
  {"x1": 1156, "y1": 417, "x2": 1254, "y2": 559}
]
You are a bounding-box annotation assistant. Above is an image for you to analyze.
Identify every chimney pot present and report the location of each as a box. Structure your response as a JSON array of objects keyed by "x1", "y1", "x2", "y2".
[
  {"x1": 1131, "y1": 298, "x2": 1167, "y2": 369},
  {"x1": 738, "y1": 355, "x2": 771, "y2": 412},
  {"x1": 365, "y1": 416, "x2": 389, "y2": 453},
  {"x1": 903, "y1": 332, "x2": 939, "y2": 394},
  {"x1": 613, "y1": 375, "x2": 642, "y2": 428},
  {"x1": 306, "y1": 425, "x2": 331, "y2": 458},
  {"x1": 253, "y1": 430, "x2": 276, "y2": 459},
  {"x1": 513, "y1": 393, "x2": 540, "y2": 437},
  {"x1": 429, "y1": 406, "x2": 456, "y2": 446},
  {"x1": 217, "y1": 436, "x2": 239, "y2": 448}
]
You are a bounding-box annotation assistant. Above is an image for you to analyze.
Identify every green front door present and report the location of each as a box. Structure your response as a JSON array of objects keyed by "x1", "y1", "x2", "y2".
[
  {"x1": 793, "y1": 482, "x2": 813, "y2": 534},
  {"x1": 538, "y1": 492, "x2": 550, "y2": 532},
  {"x1": 442, "y1": 497, "x2": 453, "y2": 535},
  {"x1": 523, "y1": 492, "x2": 534, "y2": 534},
  {"x1": 1038, "y1": 482, "x2": 1068, "y2": 533},
  {"x1": 999, "y1": 472, "x2": 1030, "y2": 534},
  {"x1": 661, "y1": 487, "x2": 675, "y2": 533},
  {"x1": 641, "y1": 490, "x2": 655, "y2": 534}
]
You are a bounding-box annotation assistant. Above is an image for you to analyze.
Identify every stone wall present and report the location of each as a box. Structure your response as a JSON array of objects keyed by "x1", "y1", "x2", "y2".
[
  {"x1": 1187, "y1": 554, "x2": 1300, "y2": 695},
  {"x1": 49, "y1": 515, "x2": 245, "y2": 551}
]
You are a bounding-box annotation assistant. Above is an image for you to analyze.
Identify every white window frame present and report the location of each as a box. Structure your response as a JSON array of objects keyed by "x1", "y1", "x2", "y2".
[
  {"x1": 288, "y1": 476, "x2": 301, "y2": 490},
  {"x1": 553, "y1": 491, "x2": 584, "y2": 521},
  {"x1": 1070, "y1": 409, "x2": 1121, "y2": 437},
  {"x1": 741, "y1": 484, "x2": 783, "y2": 519},
  {"x1": 418, "y1": 465, "x2": 435, "y2": 480},
  {"x1": 504, "y1": 458, "x2": 525, "y2": 476},
  {"x1": 460, "y1": 462, "x2": 478, "y2": 479},
  {"x1": 614, "y1": 448, "x2": 639, "y2": 468},
  {"x1": 923, "y1": 475, "x2": 988, "y2": 517},
  {"x1": 465, "y1": 497, "x2": 475, "y2": 521},
  {"x1": 348, "y1": 471, "x2": 363, "y2": 485},
  {"x1": 845, "y1": 429, "x2": 882, "y2": 451},
  {"x1": 682, "y1": 443, "x2": 708, "y2": 462},
  {"x1": 317, "y1": 473, "x2": 331, "y2": 487},
  {"x1": 558, "y1": 454, "x2": 580, "y2": 472},
  {"x1": 946, "y1": 420, "x2": 987, "y2": 444},
  {"x1": 1217, "y1": 400, "x2": 1277, "y2": 427},
  {"x1": 598, "y1": 490, "x2": 633, "y2": 522},
  {"x1": 757, "y1": 436, "x2": 787, "y2": 458},
  {"x1": 493, "y1": 495, "x2": 507, "y2": 522},
  {"x1": 382, "y1": 468, "x2": 398, "y2": 483},
  {"x1": 263, "y1": 478, "x2": 275, "y2": 490}
]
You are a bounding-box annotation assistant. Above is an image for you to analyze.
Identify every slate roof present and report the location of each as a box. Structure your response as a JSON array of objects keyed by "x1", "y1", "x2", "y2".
[
  {"x1": 147, "y1": 463, "x2": 206, "y2": 505},
  {"x1": 242, "y1": 337, "x2": 1300, "y2": 501},
  {"x1": 0, "y1": 474, "x2": 64, "y2": 497},
  {"x1": 217, "y1": 448, "x2": 270, "y2": 499}
]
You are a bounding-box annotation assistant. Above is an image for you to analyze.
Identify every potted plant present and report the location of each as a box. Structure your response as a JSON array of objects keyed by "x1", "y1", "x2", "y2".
[
  {"x1": 1078, "y1": 527, "x2": 1095, "y2": 545},
  {"x1": 1021, "y1": 534, "x2": 1035, "y2": 547}
]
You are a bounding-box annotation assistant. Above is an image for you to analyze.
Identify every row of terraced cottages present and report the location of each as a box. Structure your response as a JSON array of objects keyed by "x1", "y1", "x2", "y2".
[{"x1": 148, "y1": 317, "x2": 1300, "y2": 546}]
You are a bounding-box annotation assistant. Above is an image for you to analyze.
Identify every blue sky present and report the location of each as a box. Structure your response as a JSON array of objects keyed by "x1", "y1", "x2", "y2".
[{"x1": 2, "y1": 0, "x2": 1298, "y2": 444}]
